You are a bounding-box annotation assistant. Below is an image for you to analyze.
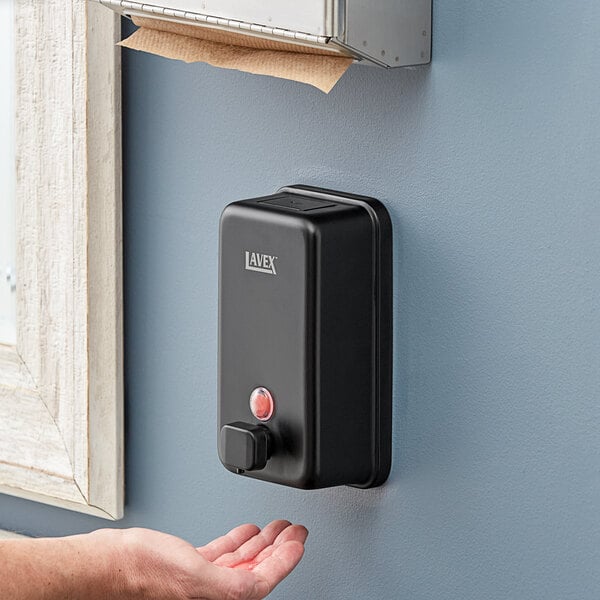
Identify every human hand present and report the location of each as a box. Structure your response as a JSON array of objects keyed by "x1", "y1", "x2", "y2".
[{"x1": 106, "y1": 519, "x2": 308, "y2": 600}]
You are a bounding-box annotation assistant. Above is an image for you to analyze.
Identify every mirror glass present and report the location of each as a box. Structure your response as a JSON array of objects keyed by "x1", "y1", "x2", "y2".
[{"x1": 0, "y1": 0, "x2": 16, "y2": 346}]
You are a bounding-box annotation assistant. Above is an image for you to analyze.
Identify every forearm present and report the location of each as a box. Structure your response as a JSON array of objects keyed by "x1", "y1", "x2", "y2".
[
  {"x1": 0, "y1": 530, "x2": 126, "y2": 599},
  {"x1": 0, "y1": 522, "x2": 307, "y2": 600}
]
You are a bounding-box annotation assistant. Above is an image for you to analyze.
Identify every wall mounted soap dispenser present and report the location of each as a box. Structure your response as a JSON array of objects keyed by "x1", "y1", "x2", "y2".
[{"x1": 218, "y1": 185, "x2": 392, "y2": 489}]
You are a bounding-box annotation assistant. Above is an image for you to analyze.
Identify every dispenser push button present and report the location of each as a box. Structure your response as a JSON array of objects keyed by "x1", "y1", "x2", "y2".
[{"x1": 220, "y1": 422, "x2": 270, "y2": 472}]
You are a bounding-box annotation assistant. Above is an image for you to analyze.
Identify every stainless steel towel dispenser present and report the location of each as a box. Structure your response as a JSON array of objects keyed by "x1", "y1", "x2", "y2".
[
  {"x1": 94, "y1": 0, "x2": 431, "y2": 68},
  {"x1": 218, "y1": 186, "x2": 392, "y2": 489}
]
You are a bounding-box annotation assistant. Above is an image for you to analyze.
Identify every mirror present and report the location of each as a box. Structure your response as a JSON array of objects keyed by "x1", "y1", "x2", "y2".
[{"x1": 0, "y1": 0, "x2": 15, "y2": 346}]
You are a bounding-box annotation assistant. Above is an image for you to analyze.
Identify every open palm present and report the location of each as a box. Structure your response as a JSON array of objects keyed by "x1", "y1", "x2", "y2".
[
  {"x1": 198, "y1": 520, "x2": 308, "y2": 598},
  {"x1": 123, "y1": 520, "x2": 308, "y2": 600}
]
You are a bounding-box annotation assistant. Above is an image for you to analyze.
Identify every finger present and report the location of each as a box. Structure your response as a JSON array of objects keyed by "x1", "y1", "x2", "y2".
[
  {"x1": 213, "y1": 520, "x2": 291, "y2": 567},
  {"x1": 243, "y1": 525, "x2": 309, "y2": 568},
  {"x1": 249, "y1": 541, "x2": 306, "y2": 599},
  {"x1": 197, "y1": 524, "x2": 261, "y2": 562}
]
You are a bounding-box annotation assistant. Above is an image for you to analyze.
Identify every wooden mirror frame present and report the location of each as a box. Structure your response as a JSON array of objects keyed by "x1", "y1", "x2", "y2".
[{"x1": 0, "y1": 0, "x2": 123, "y2": 521}]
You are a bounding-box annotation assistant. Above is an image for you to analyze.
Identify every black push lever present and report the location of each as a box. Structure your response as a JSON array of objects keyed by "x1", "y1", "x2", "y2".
[{"x1": 219, "y1": 422, "x2": 271, "y2": 472}]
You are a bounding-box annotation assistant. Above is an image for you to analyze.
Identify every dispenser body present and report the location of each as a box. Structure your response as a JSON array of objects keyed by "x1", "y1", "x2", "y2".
[{"x1": 218, "y1": 186, "x2": 392, "y2": 489}]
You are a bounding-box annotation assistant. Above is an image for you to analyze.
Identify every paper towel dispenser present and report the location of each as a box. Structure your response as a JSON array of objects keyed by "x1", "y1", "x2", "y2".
[
  {"x1": 218, "y1": 186, "x2": 392, "y2": 489},
  {"x1": 95, "y1": 0, "x2": 431, "y2": 68}
]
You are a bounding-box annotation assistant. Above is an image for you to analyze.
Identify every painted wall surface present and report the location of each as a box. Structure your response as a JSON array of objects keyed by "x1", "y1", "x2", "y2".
[{"x1": 1, "y1": 2, "x2": 600, "y2": 598}]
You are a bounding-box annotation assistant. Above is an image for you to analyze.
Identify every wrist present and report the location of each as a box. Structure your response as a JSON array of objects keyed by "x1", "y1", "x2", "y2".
[
  {"x1": 99, "y1": 528, "x2": 179, "y2": 600},
  {"x1": 83, "y1": 529, "x2": 132, "y2": 597},
  {"x1": 46, "y1": 528, "x2": 157, "y2": 600}
]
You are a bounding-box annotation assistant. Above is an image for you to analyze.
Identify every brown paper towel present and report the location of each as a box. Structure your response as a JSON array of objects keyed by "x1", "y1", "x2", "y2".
[{"x1": 119, "y1": 17, "x2": 353, "y2": 93}]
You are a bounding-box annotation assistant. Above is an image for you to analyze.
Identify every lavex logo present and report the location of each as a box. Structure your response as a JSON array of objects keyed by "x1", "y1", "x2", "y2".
[{"x1": 245, "y1": 251, "x2": 278, "y2": 275}]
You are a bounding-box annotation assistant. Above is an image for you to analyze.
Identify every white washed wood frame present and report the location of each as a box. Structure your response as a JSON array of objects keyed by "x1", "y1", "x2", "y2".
[
  {"x1": 0, "y1": 0, "x2": 123, "y2": 520},
  {"x1": 0, "y1": 530, "x2": 26, "y2": 539}
]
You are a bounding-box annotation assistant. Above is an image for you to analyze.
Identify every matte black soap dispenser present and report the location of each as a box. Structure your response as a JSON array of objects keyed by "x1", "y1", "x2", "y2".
[{"x1": 218, "y1": 185, "x2": 392, "y2": 489}]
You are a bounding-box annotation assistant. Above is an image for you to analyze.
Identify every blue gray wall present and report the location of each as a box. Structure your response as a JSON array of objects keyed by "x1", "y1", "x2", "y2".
[{"x1": 2, "y1": 2, "x2": 600, "y2": 598}]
